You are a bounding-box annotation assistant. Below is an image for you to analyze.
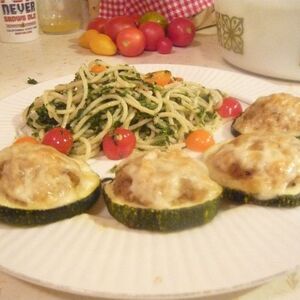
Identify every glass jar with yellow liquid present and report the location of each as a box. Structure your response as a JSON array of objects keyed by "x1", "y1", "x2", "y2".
[{"x1": 37, "y1": 0, "x2": 82, "y2": 34}]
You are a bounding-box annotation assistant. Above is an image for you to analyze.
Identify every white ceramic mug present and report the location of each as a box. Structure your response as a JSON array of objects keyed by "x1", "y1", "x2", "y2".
[{"x1": 214, "y1": 0, "x2": 300, "y2": 81}]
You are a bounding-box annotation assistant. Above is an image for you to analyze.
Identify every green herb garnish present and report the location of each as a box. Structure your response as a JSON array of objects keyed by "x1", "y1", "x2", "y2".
[{"x1": 27, "y1": 77, "x2": 38, "y2": 85}]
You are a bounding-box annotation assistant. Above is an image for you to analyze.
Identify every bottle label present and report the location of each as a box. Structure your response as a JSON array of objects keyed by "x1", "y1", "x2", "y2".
[{"x1": 0, "y1": 0, "x2": 39, "y2": 42}]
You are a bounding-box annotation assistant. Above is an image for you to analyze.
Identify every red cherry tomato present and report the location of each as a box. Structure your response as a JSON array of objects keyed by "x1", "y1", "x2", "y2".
[
  {"x1": 139, "y1": 21, "x2": 165, "y2": 51},
  {"x1": 130, "y1": 14, "x2": 140, "y2": 26},
  {"x1": 42, "y1": 127, "x2": 73, "y2": 154},
  {"x1": 87, "y1": 17, "x2": 107, "y2": 33},
  {"x1": 157, "y1": 37, "x2": 173, "y2": 54},
  {"x1": 102, "y1": 128, "x2": 136, "y2": 160},
  {"x1": 217, "y1": 97, "x2": 243, "y2": 118},
  {"x1": 185, "y1": 129, "x2": 215, "y2": 152},
  {"x1": 103, "y1": 16, "x2": 137, "y2": 41},
  {"x1": 116, "y1": 27, "x2": 146, "y2": 57},
  {"x1": 167, "y1": 17, "x2": 195, "y2": 47}
]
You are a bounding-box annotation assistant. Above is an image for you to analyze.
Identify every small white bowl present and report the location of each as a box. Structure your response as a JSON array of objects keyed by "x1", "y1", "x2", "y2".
[{"x1": 214, "y1": 0, "x2": 300, "y2": 81}]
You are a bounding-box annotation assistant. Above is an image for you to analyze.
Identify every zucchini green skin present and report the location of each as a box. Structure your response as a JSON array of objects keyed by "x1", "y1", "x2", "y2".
[
  {"x1": 103, "y1": 184, "x2": 221, "y2": 232},
  {"x1": 0, "y1": 187, "x2": 100, "y2": 226},
  {"x1": 230, "y1": 119, "x2": 241, "y2": 137},
  {"x1": 224, "y1": 188, "x2": 300, "y2": 208}
]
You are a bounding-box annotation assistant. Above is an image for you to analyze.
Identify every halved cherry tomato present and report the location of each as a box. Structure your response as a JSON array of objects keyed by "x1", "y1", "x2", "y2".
[
  {"x1": 185, "y1": 129, "x2": 215, "y2": 152},
  {"x1": 217, "y1": 97, "x2": 243, "y2": 118},
  {"x1": 116, "y1": 27, "x2": 145, "y2": 57},
  {"x1": 144, "y1": 70, "x2": 172, "y2": 86},
  {"x1": 90, "y1": 64, "x2": 106, "y2": 73},
  {"x1": 87, "y1": 17, "x2": 107, "y2": 33},
  {"x1": 102, "y1": 127, "x2": 136, "y2": 160},
  {"x1": 14, "y1": 136, "x2": 39, "y2": 145},
  {"x1": 42, "y1": 127, "x2": 73, "y2": 154}
]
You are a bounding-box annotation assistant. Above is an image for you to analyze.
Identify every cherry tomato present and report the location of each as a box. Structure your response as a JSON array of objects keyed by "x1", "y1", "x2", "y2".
[
  {"x1": 14, "y1": 136, "x2": 39, "y2": 145},
  {"x1": 130, "y1": 14, "x2": 140, "y2": 26},
  {"x1": 103, "y1": 16, "x2": 137, "y2": 41},
  {"x1": 102, "y1": 127, "x2": 136, "y2": 160},
  {"x1": 217, "y1": 97, "x2": 243, "y2": 118},
  {"x1": 185, "y1": 129, "x2": 215, "y2": 152},
  {"x1": 42, "y1": 127, "x2": 73, "y2": 154},
  {"x1": 167, "y1": 17, "x2": 195, "y2": 47},
  {"x1": 139, "y1": 11, "x2": 168, "y2": 29},
  {"x1": 144, "y1": 71, "x2": 172, "y2": 86},
  {"x1": 78, "y1": 29, "x2": 99, "y2": 49},
  {"x1": 157, "y1": 37, "x2": 173, "y2": 54},
  {"x1": 139, "y1": 21, "x2": 165, "y2": 51},
  {"x1": 89, "y1": 33, "x2": 117, "y2": 56},
  {"x1": 116, "y1": 27, "x2": 146, "y2": 57},
  {"x1": 90, "y1": 64, "x2": 106, "y2": 73},
  {"x1": 87, "y1": 17, "x2": 107, "y2": 33}
]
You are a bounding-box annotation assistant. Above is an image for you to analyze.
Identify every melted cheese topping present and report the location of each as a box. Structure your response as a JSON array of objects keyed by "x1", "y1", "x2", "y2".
[
  {"x1": 0, "y1": 143, "x2": 99, "y2": 209},
  {"x1": 112, "y1": 149, "x2": 222, "y2": 209},
  {"x1": 233, "y1": 93, "x2": 300, "y2": 136},
  {"x1": 204, "y1": 134, "x2": 300, "y2": 200}
]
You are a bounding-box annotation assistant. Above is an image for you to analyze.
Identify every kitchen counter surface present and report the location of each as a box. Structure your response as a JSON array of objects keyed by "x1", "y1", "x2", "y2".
[{"x1": 0, "y1": 30, "x2": 299, "y2": 300}]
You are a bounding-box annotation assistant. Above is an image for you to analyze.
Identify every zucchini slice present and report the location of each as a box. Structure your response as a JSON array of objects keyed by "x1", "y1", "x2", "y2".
[
  {"x1": 103, "y1": 184, "x2": 221, "y2": 232},
  {"x1": 223, "y1": 188, "x2": 300, "y2": 208},
  {"x1": 0, "y1": 143, "x2": 101, "y2": 226},
  {"x1": 232, "y1": 93, "x2": 300, "y2": 138},
  {"x1": 204, "y1": 133, "x2": 300, "y2": 207},
  {"x1": 0, "y1": 186, "x2": 100, "y2": 226},
  {"x1": 102, "y1": 150, "x2": 223, "y2": 232}
]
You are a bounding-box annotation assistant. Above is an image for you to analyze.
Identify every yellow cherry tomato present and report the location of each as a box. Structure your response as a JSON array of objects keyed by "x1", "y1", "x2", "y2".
[
  {"x1": 185, "y1": 129, "x2": 215, "y2": 152},
  {"x1": 89, "y1": 34, "x2": 117, "y2": 56},
  {"x1": 78, "y1": 29, "x2": 99, "y2": 49},
  {"x1": 139, "y1": 11, "x2": 168, "y2": 29}
]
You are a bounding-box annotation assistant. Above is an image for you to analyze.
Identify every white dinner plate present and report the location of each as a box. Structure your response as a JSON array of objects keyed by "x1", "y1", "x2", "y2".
[{"x1": 0, "y1": 64, "x2": 299, "y2": 299}]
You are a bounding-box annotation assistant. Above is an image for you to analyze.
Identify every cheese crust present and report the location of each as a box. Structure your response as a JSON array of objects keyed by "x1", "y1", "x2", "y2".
[
  {"x1": 204, "y1": 134, "x2": 300, "y2": 200},
  {"x1": 0, "y1": 143, "x2": 98, "y2": 209},
  {"x1": 233, "y1": 93, "x2": 300, "y2": 136},
  {"x1": 112, "y1": 149, "x2": 222, "y2": 209}
]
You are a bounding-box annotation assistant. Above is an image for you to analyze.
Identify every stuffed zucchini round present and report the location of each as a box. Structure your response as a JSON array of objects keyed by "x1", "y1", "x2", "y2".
[
  {"x1": 103, "y1": 149, "x2": 222, "y2": 231},
  {"x1": 231, "y1": 93, "x2": 300, "y2": 138},
  {"x1": 0, "y1": 143, "x2": 100, "y2": 225},
  {"x1": 204, "y1": 133, "x2": 300, "y2": 207}
]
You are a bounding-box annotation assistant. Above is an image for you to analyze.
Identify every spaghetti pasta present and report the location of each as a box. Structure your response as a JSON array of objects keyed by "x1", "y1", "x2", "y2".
[{"x1": 24, "y1": 60, "x2": 225, "y2": 160}]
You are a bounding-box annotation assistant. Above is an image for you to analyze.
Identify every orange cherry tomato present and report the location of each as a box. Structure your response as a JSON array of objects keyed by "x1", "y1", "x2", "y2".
[
  {"x1": 90, "y1": 64, "x2": 106, "y2": 73},
  {"x1": 14, "y1": 136, "x2": 39, "y2": 145},
  {"x1": 185, "y1": 129, "x2": 215, "y2": 152},
  {"x1": 144, "y1": 70, "x2": 172, "y2": 86}
]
